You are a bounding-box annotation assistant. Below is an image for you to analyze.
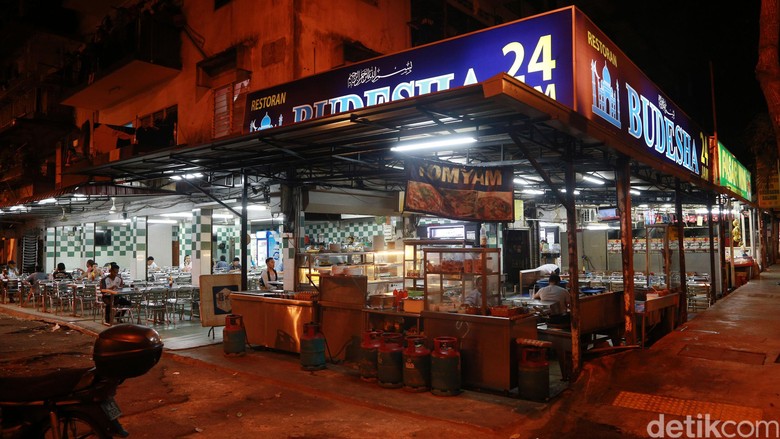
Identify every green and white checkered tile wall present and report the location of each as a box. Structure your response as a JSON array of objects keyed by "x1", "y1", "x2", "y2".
[
  {"x1": 95, "y1": 225, "x2": 135, "y2": 259},
  {"x1": 306, "y1": 219, "x2": 384, "y2": 243}
]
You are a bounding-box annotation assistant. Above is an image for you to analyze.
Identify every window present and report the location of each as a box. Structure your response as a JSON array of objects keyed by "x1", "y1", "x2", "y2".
[
  {"x1": 136, "y1": 105, "x2": 178, "y2": 148},
  {"x1": 213, "y1": 79, "x2": 249, "y2": 138}
]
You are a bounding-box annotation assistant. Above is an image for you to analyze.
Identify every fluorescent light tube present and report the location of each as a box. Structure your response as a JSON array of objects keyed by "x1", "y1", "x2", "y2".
[
  {"x1": 148, "y1": 219, "x2": 178, "y2": 224},
  {"x1": 582, "y1": 175, "x2": 605, "y2": 185},
  {"x1": 391, "y1": 136, "x2": 477, "y2": 152}
]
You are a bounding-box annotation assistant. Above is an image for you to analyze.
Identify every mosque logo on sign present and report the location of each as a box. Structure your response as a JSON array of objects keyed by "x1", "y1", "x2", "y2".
[{"x1": 590, "y1": 59, "x2": 621, "y2": 128}]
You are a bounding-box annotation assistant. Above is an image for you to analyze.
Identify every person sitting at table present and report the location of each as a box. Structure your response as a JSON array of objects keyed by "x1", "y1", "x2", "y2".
[
  {"x1": 25, "y1": 265, "x2": 48, "y2": 286},
  {"x1": 101, "y1": 262, "x2": 131, "y2": 325},
  {"x1": 258, "y1": 257, "x2": 278, "y2": 290},
  {"x1": 230, "y1": 257, "x2": 242, "y2": 271},
  {"x1": 464, "y1": 276, "x2": 483, "y2": 308},
  {"x1": 84, "y1": 259, "x2": 102, "y2": 281},
  {"x1": 181, "y1": 254, "x2": 192, "y2": 273},
  {"x1": 533, "y1": 273, "x2": 571, "y2": 322},
  {"x1": 52, "y1": 262, "x2": 73, "y2": 281},
  {"x1": 215, "y1": 255, "x2": 229, "y2": 270},
  {"x1": 6, "y1": 260, "x2": 19, "y2": 279}
]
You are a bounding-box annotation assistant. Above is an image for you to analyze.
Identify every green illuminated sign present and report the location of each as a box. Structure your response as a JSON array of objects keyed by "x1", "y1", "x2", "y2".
[{"x1": 718, "y1": 142, "x2": 751, "y2": 200}]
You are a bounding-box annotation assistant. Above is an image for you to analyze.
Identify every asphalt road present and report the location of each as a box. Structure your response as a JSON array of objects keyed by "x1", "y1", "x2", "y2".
[
  {"x1": 0, "y1": 314, "x2": 646, "y2": 438},
  {"x1": 0, "y1": 315, "x2": 517, "y2": 438}
]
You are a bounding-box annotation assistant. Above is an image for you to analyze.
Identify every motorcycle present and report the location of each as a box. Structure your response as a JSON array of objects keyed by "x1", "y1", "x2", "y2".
[{"x1": 0, "y1": 324, "x2": 163, "y2": 438}]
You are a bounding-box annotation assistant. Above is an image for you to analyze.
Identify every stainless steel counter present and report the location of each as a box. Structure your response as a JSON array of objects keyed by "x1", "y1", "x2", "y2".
[{"x1": 230, "y1": 291, "x2": 317, "y2": 353}]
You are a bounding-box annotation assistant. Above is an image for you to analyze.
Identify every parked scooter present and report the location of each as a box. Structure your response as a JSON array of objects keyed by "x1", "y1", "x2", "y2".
[{"x1": 0, "y1": 324, "x2": 163, "y2": 438}]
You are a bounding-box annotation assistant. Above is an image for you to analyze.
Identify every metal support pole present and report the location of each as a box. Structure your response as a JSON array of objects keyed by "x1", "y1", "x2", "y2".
[
  {"x1": 615, "y1": 156, "x2": 635, "y2": 344},
  {"x1": 718, "y1": 196, "x2": 729, "y2": 295},
  {"x1": 707, "y1": 194, "x2": 717, "y2": 304},
  {"x1": 749, "y1": 207, "x2": 756, "y2": 266},
  {"x1": 241, "y1": 172, "x2": 249, "y2": 291},
  {"x1": 674, "y1": 180, "x2": 688, "y2": 325},
  {"x1": 565, "y1": 145, "x2": 581, "y2": 379}
]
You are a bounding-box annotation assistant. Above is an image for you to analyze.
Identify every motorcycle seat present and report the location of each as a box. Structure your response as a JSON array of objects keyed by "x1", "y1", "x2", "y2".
[{"x1": 0, "y1": 367, "x2": 95, "y2": 402}]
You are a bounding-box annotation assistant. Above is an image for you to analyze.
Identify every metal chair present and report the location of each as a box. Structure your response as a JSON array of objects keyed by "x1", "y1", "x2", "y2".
[
  {"x1": 170, "y1": 286, "x2": 194, "y2": 321},
  {"x1": 142, "y1": 287, "x2": 168, "y2": 325},
  {"x1": 5, "y1": 279, "x2": 20, "y2": 304},
  {"x1": 113, "y1": 292, "x2": 138, "y2": 324},
  {"x1": 82, "y1": 283, "x2": 103, "y2": 321}
]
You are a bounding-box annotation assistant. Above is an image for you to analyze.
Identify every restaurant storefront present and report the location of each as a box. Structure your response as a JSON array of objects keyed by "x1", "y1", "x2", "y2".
[{"x1": 45, "y1": 6, "x2": 761, "y2": 397}]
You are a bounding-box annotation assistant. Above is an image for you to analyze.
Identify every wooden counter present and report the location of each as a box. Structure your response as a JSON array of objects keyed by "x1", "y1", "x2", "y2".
[
  {"x1": 636, "y1": 293, "x2": 679, "y2": 348},
  {"x1": 421, "y1": 311, "x2": 537, "y2": 393},
  {"x1": 230, "y1": 291, "x2": 317, "y2": 353}
]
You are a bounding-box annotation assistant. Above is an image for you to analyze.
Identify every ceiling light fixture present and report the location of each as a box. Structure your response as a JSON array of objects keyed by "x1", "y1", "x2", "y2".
[
  {"x1": 391, "y1": 136, "x2": 477, "y2": 152},
  {"x1": 38, "y1": 198, "x2": 57, "y2": 205},
  {"x1": 582, "y1": 175, "x2": 605, "y2": 185},
  {"x1": 148, "y1": 219, "x2": 178, "y2": 224},
  {"x1": 161, "y1": 212, "x2": 193, "y2": 218},
  {"x1": 522, "y1": 189, "x2": 544, "y2": 195},
  {"x1": 630, "y1": 189, "x2": 641, "y2": 195}
]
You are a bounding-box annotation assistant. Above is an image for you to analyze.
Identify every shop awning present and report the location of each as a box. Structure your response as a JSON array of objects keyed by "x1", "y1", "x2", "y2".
[{"x1": 70, "y1": 74, "x2": 722, "y2": 206}]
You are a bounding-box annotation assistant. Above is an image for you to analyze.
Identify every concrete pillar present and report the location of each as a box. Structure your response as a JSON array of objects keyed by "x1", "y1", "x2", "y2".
[
  {"x1": 133, "y1": 216, "x2": 147, "y2": 281},
  {"x1": 191, "y1": 208, "x2": 213, "y2": 287}
]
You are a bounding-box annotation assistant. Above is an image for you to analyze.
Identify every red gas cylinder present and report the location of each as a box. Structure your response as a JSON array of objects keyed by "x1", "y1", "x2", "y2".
[
  {"x1": 430, "y1": 336, "x2": 461, "y2": 396},
  {"x1": 517, "y1": 339, "x2": 551, "y2": 401},
  {"x1": 402, "y1": 335, "x2": 430, "y2": 392},
  {"x1": 223, "y1": 314, "x2": 246, "y2": 356},
  {"x1": 377, "y1": 332, "x2": 404, "y2": 388},
  {"x1": 359, "y1": 330, "x2": 383, "y2": 382}
]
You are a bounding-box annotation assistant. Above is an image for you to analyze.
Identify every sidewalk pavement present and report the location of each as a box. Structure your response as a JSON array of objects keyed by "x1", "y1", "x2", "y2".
[{"x1": 2, "y1": 267, "x2": 780, "y2": 438}]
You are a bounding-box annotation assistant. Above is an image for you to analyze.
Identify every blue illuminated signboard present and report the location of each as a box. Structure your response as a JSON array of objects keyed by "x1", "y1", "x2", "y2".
[
  {"x1": 572, "y1": 11, "x2": 709, "y2": 179},
  {"x1": 245, "y1": 9, "x2": 575, "y2": 131},
  {"x1": 244, "y1": 7, "x2": 711, "y2": 182}
]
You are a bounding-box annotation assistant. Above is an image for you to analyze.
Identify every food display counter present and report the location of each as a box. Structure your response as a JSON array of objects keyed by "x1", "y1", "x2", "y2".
[{"x1": 230, "y1": 291, "x2": 317, "y2": 353}]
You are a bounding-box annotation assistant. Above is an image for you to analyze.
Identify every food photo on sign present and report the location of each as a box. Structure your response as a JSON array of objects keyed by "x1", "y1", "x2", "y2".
[{"x1": 403, "y1": 158, "x2": 514, "y2": 222}]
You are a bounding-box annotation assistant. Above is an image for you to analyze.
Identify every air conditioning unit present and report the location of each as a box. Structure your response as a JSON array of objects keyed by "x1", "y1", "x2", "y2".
[{"x1": 577, "y1": 208, "x2": 596, "y2": 224}]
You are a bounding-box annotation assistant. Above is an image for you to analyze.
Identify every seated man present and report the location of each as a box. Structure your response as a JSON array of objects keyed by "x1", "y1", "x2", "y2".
[
  {"x1": 101, "y1": 262, "x2": 131, "y2": 325},
  {"x1": 533, "y1": 273, "x2": 571, "y2": 323}
]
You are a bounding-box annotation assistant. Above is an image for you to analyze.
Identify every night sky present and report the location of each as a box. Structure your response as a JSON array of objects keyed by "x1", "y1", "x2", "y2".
[{"x1": 574, "y1": 1, "x2": 766, "y2": 166}]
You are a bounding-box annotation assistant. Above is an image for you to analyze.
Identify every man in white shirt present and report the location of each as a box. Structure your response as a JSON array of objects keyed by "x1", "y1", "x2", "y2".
[
  {"x1": 533, "y1": 273, "x2": 570, "y2": 316},
  {"x1": 101, "y1": 262, "x2": 130, "y2": 325},
  {"x1": 538, "y1": 263, "x2": 560, "y2": 276}
]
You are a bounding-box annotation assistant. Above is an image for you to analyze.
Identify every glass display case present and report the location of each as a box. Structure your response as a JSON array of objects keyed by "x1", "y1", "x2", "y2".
[
  {"x1": 423, "y1": 248, "x2": 501, "y2": 315},
  {"x1": 403, "y1": 239, "x2": 468, "y2": 294},
  {"x1": 296, "y1": 250, "x2": 403, "y2": 292}
]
